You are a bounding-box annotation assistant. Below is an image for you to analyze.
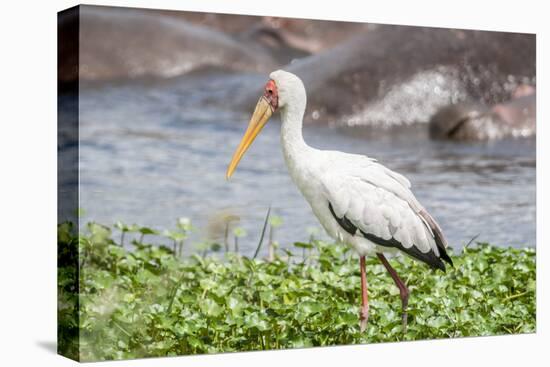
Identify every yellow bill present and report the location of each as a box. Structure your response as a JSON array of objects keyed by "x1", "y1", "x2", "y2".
[{"x1": 226, "y1": 96, "x2": 274, "y2": 179}]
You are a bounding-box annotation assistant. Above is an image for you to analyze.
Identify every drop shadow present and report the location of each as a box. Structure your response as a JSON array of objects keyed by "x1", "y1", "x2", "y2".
[{"x1": 36, "y1": 340, "x2": 57, "y2": 354}]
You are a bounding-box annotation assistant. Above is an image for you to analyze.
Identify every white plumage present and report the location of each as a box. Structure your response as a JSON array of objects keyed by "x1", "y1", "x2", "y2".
[
  {"x1": 273, "y1": 70, "x2": 449, "y2": 268},
  {"x1": 227, "y1": 69, "x2": 452, "y2": 331}
]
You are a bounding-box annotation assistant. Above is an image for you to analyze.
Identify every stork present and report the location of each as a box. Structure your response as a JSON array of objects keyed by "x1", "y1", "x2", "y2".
[{"x1": 226, "y1": 70, "x2": 452, "y2": 331}]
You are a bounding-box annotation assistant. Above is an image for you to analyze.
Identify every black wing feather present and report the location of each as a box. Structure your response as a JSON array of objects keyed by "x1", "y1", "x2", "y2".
[{"x1": 328, "y1": 202, "x2": 448, "y2": 271}]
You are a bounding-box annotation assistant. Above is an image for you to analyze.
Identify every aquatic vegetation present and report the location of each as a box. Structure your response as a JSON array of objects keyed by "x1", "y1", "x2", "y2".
[{"x1": 58, "y1": 221, "x2": 536, "y2": 362}]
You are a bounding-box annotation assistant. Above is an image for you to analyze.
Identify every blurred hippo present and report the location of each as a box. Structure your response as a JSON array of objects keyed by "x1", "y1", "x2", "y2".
[
  {"x1": 281, "y1": 25, "x2": 535, "y2": 127},
  {"x1": 159, "y1": 11, "x2": 368, "y2": 53},
  {"x1": 429, "y1": 92, "x2": 536, "y2": 140},
  {"x1": 59, "y1": 5, "x2": 280, "y2": 83},
  {"x1": 60, "y1": 5, "x2": 362, "y2": 84}
]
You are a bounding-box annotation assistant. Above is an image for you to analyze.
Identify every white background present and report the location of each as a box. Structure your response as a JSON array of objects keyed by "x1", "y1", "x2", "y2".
[{"x1": 0, "y1": 0, "x2": 547, "y2": 365}]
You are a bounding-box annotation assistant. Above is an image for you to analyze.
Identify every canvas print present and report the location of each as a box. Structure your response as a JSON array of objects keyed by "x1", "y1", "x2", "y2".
[{"x1": 57, "y1": 5, "x2": 536, "y2": 362}]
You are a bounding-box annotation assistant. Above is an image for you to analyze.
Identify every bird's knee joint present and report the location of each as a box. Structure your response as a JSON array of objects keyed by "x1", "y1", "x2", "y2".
[
  {"x1": 400, "y1": 288, "x2": 409, "y2": 307},
  {"x1": 359, "y1": 304, "x2": 369, "y2": 320}
]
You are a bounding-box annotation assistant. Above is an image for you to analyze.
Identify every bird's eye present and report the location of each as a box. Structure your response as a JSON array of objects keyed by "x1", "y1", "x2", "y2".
[{"x1": 267, "y1": 89, "x2": 273, "y2": 95}]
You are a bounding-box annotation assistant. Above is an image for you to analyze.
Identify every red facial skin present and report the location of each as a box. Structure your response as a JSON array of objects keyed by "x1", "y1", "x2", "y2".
[{"x1": 263, "y1": 79, "x2": 279, "y2": 111}]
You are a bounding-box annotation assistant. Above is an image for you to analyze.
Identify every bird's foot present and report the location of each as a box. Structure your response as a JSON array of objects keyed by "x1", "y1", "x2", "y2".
[{"x1": 359, "y1": 307, "x2": 369, "y2": 332}]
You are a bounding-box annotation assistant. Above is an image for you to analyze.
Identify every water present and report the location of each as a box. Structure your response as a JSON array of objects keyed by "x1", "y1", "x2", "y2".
[{"x1": 76, "y1": 73, "x2": 536, "y2": 256}]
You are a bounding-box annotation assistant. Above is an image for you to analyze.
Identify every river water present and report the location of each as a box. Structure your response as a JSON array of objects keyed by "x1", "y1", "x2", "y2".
[{"x1": 77, "y1": 72, "x2": 536, "y2": 256}]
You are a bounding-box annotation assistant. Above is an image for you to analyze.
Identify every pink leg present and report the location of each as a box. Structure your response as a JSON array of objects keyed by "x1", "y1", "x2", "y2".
[
  {"x1": 376, "y1": 253, "x2": 410, "y2": 330},
  {"x1": 359, "y1": 256, "x2": 369, "y2": 332}
]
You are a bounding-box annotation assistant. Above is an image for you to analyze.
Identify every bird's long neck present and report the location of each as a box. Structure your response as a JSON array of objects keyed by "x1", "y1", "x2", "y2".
[{"x1": 280, "y1": 99, "x2": 312, "y2": 181}]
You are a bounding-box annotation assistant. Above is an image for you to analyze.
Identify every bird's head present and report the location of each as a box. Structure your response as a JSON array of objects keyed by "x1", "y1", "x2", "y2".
[{"x1": 226, "y1": 70, "x2": 305, "y2": 179}]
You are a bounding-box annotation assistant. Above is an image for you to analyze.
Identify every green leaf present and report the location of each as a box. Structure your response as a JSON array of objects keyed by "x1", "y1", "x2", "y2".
[
  {"x1": 427, "y1": 316, "x2": 448, "y2": 329},
  {"x1": 269, "y1": 215, "x2": 283, "y2": 228},
  {"x1": 163, "y1": 230, "x2": 186, "y2": 242},
  {"x1": 227, "y1": 296, "x2": 245, "y2": 317},
  {"x1": 87, "y1": 222, "x2": 111, "y2": 244},
  {"x1": 233, "y1": 227, "x2": 247, "y2": 238},
  {"x1": 200, "y1": 298, "x2": 223, "y2": 317},
  {"x1": 64, "y1": 219, "x2": 536, "y2": 360},
  {"x1": 244, "y1": 312, "x2": 270, "y2": 331},
  {"x1": 293, "y1": 242, "x2": 313, "y2": 249},
  {"x1": 176, "y1": 217, "x2": 193, "y2": 232},
  {"x1": 139, "y1": 227, "x2": 159, "y2": 235},
  {"x1": 210, "y1": 242, "x2": 222, "y2": 252}
]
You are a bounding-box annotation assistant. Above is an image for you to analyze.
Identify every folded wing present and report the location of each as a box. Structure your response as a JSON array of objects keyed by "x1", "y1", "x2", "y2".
[{"x1": 321, "y1": 154, "x2": 452, "y2": 271}]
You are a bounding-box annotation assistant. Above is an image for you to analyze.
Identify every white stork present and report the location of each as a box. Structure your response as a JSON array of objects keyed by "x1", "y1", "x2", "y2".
[{"x1": 226, "y1": 70, "x2": 452, "y2": 331}]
